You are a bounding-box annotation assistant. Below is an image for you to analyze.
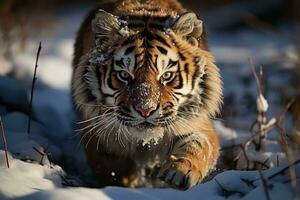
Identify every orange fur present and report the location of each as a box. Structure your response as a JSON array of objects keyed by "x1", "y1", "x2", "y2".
[{"x1": 72, "y1": 0, "x2": 222, "y2": 189}]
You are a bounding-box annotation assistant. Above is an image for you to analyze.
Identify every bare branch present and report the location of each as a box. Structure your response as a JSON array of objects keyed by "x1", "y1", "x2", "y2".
[
  {"x1": 276, "y1": 98, "x2": 296, "y2": 124},
  {"x1": 248, "y1": 58, "x2": 262, "y2": 93},
  {"x1": 0, "y1": 116, "x2": 9, "y2": 168},
  {"x1": 234, "y1": 98, "x2": 296, "y2": 165},
  {"x1": 32, "y1": 146, "x2": 46, "y2": 165},
  {"x1": 276, "y1": 124, "x2": 299, "y2": 200},
  {"x1": 267, "y1": 159, "x2": 300, "y2": 180},
  {"x1": 240, "y1": 144, "x2": 250, "y2": 170},
  {"x1": 215, "y1": 179, "x2": 244, "y2": 198},
  {"x1": 258, "y1": 165, "x2": 271, "y2": 200}
]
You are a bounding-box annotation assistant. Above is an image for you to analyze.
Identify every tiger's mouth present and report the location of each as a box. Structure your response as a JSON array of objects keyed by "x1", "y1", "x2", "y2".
[
  {"x1": 117, "y1": 108, "x2": 177, "y2": 129},
  {"x1": 136, "y1": 122, "x2": 156, "y2": 129}
]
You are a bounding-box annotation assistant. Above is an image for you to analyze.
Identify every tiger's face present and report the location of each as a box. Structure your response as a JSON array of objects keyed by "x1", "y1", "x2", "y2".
[
  {"x1": 78, "y1": 10, "x2": 222, "y2": 141},
  {"x1": 109, "y1": 32, "x2": 203, "y2": 129}
]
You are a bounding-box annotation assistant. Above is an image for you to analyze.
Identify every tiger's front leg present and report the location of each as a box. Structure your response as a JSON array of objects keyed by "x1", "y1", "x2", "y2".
[{"x1": 158, "y1": 121, "x2": 220, "y2": 190}]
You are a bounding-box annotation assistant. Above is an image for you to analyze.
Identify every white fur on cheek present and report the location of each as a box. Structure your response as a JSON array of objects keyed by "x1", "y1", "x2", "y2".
[
  {"x1": 114, "y1": 45, "x2": 135, "y2": 75},
  {"x1": 156, "y1": 50, "x2": 179, "y2": 79}
]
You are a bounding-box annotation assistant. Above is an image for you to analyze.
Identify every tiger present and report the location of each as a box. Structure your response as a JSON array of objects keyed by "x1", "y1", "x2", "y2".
[{"x1": 71, "y1": 0, "x2": 222, "y2": 189}]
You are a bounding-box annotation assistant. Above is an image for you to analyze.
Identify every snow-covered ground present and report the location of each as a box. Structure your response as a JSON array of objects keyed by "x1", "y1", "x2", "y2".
[{"x1": 0, "y1": 4, "x2": 299, "y2": 200}]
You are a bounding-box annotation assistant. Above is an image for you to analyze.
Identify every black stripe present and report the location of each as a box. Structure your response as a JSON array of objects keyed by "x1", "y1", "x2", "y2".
[
  {"x1": 134, "y1": 53, "x2": 143, "y2": 68},
  {"x1": 182, "y1": 94, "x2": 193, "y2": 98},
  {"x1": 175, "y1": 92, "x2": 192, "y2": 98},
  {"x1": 140, "y1": 30, "x2": 155, "y2": 40},
  {"x1": 107, "y1": 62, "x2": 118, "y2": 91},
  {"x1": 128, "y1": 23, "x2": 145, "y2": 29},
  {"x1": 135, "y1": 52, "x2": 143, "y2": 58},
  {"x1": 98, "y1": 69, "x2": 115, "y2": 98},
  {"x1": 147, "y1": 44, "x2": 154, "y2": 48},
  {"x1": 96, "y1": 67, "x2": 102, "y2": 91},
  {"x1": 114, "y1": 91, "x2": 122, "y2": 100},
  {"x1": 135, "y1": 60, "x2": 144, "y2": 68},
  {"x1": 154, "y1": 54, "x2": 158, "y2": 66},
  {"x1": 124, "y1": 46, "x2": 135, "y2": 55},
  {"x1": 83, "y1": 67, "x2": 97, "y2": 102},
  {"x1": 101, "y1": 92, "x2": 114, "y2": 98},
  {"x1": 166, "y1": 59, "x2": 177, "y2": 69},
  {"x1": 122, "y1": 38, "x2": 135, "y2": 46},
  {"x1": 152, "y1": 16, "x2": 172, "y2": 21},
  {"x1": 174, "y1": 65, "x2": 183, "y2": 89},
  {"x1": 178, "y1": 52, "x2": 186, "y2": 61},
  {"x1": 153, "y1": 34, "x2": 171, "y2": 48},
  {"x1": 184, "y1": 63, "x2": 189, "y2": 81},
  {"x1": 148, "y1": 23, "x2": 164, "y2": 30},
  {"x1": 172, "y1": 93, "x2": 179, "y2": 102},
  {"x1": 127, "y1": 15, "x2": 149, "y2": 21},
  {"x1": 191, "y1": 66, "x2": 200, "y2": 91},
  {"x1": 157, "y1": 46, "x2": 168, "y2": 55},
  {"x1": 174, "y1": 92, "x2": 183, "y2": 96},
  {"x1": 199, "y1": 73, "x2": 209, "y2": 100},
  {"x1": 115, "y1": 58, "x2": 125, "y2": 68}
]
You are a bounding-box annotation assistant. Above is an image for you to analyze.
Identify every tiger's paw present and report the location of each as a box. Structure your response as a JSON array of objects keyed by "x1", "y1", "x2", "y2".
[{"x1": 157, "y1": 157, "x2": 202, "y2": 190}]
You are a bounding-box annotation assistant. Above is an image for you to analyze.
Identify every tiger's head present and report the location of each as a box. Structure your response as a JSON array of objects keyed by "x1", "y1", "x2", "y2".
[{"x1": 74, "y1": 9, "x2": 222, "y2": 143}]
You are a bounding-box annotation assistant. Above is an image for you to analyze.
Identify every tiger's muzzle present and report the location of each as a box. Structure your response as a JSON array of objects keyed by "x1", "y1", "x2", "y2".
[{"x1": 130, "y1": 81, "x2": 160, "y2": 118}]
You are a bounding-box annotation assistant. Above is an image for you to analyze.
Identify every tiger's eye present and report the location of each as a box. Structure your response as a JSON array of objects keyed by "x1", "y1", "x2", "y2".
[
  {"x1": 120, "y1": 71, "x2": 130, "y2": 79},
  {"x1": 161, "y1": 72, "x2": 174, "y2": 82},
  {"x1": 117, "y1": 70, "x2": 131, "y2": 83}
]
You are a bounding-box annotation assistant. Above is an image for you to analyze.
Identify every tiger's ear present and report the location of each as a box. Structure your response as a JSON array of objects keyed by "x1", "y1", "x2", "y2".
[
  {"x1": 92, "y1": 9, "x2": 129, "y2": 51},
  {"x1": 172, "y1": 12, "x2": 203, "y2": 46}
]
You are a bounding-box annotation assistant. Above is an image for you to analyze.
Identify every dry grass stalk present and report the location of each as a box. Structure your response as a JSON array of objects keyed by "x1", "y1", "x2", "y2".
[
  {"x1": 27, "y1": 41, "x2": 42, "y2": 136},
  {"x1": 276, "y1": 124, "x2": 299, "y2": 200},
  {"x1": 234, "y1": 62, "x2": 299, "y2": 197},
  {"x1": 235, "y1": 98, "x2": 295, "y2": 168},
  {"x1": 0, "y1": 116, "x2": 10, "y2": 168},
  {"x1": 248, "y1": 59, "x2": 268, "y2": 150},
  {"x1": 275, "y1": 99, "x2": 298, "y2": 200},
  {"x1": 234, "y1": 59, "x2": 297, "y2": 172}
]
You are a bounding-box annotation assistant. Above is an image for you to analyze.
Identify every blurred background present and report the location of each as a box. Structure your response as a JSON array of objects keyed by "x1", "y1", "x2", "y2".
[{"x1": 0, "y1": 0, "x2": 299, "y2": 177}]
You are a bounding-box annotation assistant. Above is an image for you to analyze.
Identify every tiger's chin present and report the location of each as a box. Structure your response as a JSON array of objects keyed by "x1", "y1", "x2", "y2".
[{"x1": 126, "y1": 122, "x2": 165, "y2": 145}]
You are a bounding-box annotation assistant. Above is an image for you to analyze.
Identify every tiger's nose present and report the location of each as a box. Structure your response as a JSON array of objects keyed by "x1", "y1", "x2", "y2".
[{"x1": 134, "y1": 106, "x2": 156, "y2": 118}]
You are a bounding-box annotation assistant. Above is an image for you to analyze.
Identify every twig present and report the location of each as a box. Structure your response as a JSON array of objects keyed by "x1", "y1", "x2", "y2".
[
  {"x1": 240, "y1": 178, "x2": 256, "y2": 188},
  {"x1": 248, "y1": 59, "x2": 262, "y2": 92},
  {"x1": 234, "y1": 119, "x2": 276, "y2": 162},
  {"x1": 248, "y1": 159, "x2": 300, "y2": 184},
  {"x1": 267, "y1": 159, "x2": 300, "y2": 180},
  {"x1": 0, "y1": 116, "x2": 9, "y2": 168},
  {"x1": 276, "y1": 124, "x2": 299, "y2": 200},
  {"x1": 32, "y1": 146, "x2": 46, "y2": 165},
  {"x1": 27, "y1": 42, "x2": 42, "y2": 136},
  {"x1": 240, "y1": 144, "x2": 250, "y2": 170},
  {"x1": 215, "y1": 179, "x2": 244, "y2": 198},
  {"x1": 249, "y1": 60, "x2": 268, "y2": 150},
  {"x1": 234, "y1": 98, "x2": 296, "y2": 165},
  {"x1": 258, "y1": 165, "x2": 271, "y2": 200},
  {"x1": 277, "y1": 98, "x2": 296, "y2": 123}
]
